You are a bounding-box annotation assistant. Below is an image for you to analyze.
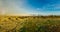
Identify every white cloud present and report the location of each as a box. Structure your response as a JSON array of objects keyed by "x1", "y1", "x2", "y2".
[
  {"x1": 0, "y1": 0, "x2": 29, "y2": 15},
  {"x1": 1, "y1": 0, "x2": 60, "y2": 15}
]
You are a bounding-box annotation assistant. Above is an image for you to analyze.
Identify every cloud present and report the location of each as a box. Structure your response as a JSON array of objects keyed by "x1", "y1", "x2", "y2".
[
  {"x1": 0, "y1": 0, "x2": 30, "y2": 15},
  {"x1": 0, "y1": 0, "x2": 60, "y2": 15}
]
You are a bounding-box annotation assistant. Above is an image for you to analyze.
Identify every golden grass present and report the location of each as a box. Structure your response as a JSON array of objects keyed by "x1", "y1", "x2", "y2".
[{"x1": 0, "y1": 16, "x2": 60, "y2": 32}]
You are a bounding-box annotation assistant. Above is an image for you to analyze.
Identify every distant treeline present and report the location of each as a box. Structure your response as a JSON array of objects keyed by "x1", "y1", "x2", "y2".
[{"x1": 16, "y1": 15, "x2": 60, "y2": 18}]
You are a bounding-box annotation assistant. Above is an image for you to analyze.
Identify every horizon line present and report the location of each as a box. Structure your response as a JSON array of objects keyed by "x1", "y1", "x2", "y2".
[{"x1": 0, "y1": 14, "x2": 60, "y2": 16}]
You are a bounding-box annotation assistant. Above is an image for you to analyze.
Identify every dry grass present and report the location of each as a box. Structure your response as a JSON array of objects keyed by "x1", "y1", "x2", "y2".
[{"x1": 0, "y1": 16, "x2": 60, "y2": 32}]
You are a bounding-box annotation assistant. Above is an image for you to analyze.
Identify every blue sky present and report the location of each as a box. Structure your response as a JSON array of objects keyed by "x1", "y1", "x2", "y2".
[{"x1": 0, "y1": 0, "x2": 60, "y2": 15}]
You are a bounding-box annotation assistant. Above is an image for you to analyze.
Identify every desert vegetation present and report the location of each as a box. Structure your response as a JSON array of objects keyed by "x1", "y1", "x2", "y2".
[{"x1": 0, "y1": 16, "x2": 60, "y2": 32}]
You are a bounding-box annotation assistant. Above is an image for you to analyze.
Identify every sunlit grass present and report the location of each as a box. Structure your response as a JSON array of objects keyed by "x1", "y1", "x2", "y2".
[{"x1": 0, "y1": 16, "x2": 60, "y2": 32}]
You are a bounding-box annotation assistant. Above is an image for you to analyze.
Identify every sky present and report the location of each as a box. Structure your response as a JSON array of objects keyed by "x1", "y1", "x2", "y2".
[{"x1": 0, "y1": 0, "x2": 60, "y2": 15}]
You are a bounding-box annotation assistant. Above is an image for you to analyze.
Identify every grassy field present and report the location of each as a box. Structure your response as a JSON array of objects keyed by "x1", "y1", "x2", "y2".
[{"x1": 0, "y1": 16, "x2": 60, "y2": 32}]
